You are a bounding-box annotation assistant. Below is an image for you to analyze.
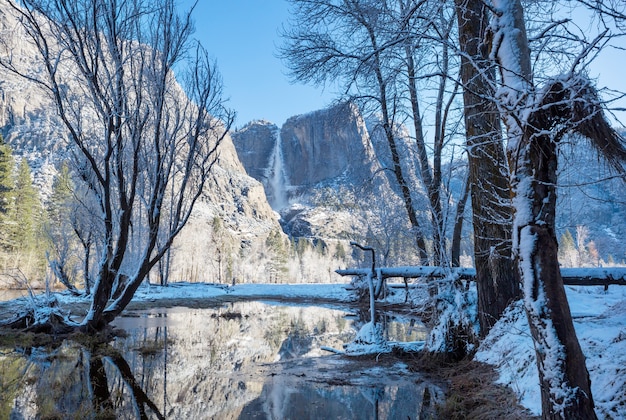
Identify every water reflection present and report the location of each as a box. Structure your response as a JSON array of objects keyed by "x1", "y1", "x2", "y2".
[
  {"x1": 0, "y1": 341, "x2": 164, "y2": 419},
  {"x1": 1, "y1": 301, "x2": 442, "y2": 419}
]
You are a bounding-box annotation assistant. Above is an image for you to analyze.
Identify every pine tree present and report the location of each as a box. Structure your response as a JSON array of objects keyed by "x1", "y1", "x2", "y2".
[
  {"x1": 12, "y1": 158, "x2": 41, "y2": 252},
  {"x1": 48, "y1": 162, "x2": 73, "y2": 227},
  {"x1": 558, "y1": 229, "x2": 577, "y2": 268},
  {"x1": 0, "y1": 135, "x2": 15, "y2": 253},
  {"x1": 607, "y1": 254, "x2": 615, "y2": 266},
  {"x1": 266, "y1": 228, "x2": 288, "y2": 283},
  {"x1": 0, "y1": 134, "x2": 13, "y2": 214},
  {"x1": 46, "y1": 162, "x2": 83, "y2": 293}
]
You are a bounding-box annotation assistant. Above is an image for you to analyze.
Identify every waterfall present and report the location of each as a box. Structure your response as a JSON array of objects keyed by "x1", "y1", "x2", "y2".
[{"x1": 266, "y1": 135, "x2": 287, "y2": 210}]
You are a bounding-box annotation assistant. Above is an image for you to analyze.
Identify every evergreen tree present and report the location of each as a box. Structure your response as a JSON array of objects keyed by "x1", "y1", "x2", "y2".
[
  {"x1": 560, "y1": 229, "x2": 575, "y2": 250},
  {"x1": 46, "y1": 162, "x2": 83, "y2": 293},
  {"x1": 334, "y1": 242, "x2": 346, "y2": 260},
  {"x1": 48, "y1": 162, "x2": 73, "y2": 227},
  {"x1": 12, "y1": 158, "x2": 42, "y2": 253},
  {"x1": 266, "y1": 228, "x2": 288, "y2": 283},
  {"x1": 0, "y1": 134, "x2": 13, "y2": 214},
  {"x1": 0, "y1": 135, "x2": 15, "y2": 253},
  {"x1": 558, "y1": 229, "x2": 577, "y2": 268},
  {"x1": 0, "y1": 156, "x2": 47, "y2": 279}
]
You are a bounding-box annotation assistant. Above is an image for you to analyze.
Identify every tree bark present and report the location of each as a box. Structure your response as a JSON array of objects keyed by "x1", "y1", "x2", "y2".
[
  {"x1": 514, "y1": 123, "x2": 596, "y2": 420},
  {"x1": 454, "y1": 0, "x2": 520, "y2": 335}
]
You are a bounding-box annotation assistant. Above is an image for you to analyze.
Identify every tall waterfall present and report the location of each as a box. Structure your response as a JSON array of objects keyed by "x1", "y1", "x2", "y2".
[{"x1": 266, "y1": 135, "x2": 288, "y2": 210}]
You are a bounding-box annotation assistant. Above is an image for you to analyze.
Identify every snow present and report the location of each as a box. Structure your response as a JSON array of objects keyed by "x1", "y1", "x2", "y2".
[
  {"x1": 343, "y1": 321, "x2": 391, "y2": 355},
  {"x1": 475, "y1": 285, "x2": 626, "y2": 418},
  {"x1": 117, "y1": 281, "x2": 356, "y2": 303}
]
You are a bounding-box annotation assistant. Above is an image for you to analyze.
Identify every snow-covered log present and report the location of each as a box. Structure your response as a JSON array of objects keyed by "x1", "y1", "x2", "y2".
[{"x1": 337, "y1": 266, "x2": 626, "y2": 286}]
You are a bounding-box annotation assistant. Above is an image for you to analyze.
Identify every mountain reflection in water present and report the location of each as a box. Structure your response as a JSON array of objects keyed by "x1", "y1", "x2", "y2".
[{"x1": 0, "y1": 301, "x2": 443, "y2": 419}]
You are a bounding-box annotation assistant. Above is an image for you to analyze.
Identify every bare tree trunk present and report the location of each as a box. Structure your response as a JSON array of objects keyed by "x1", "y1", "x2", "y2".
[
  {"x1": 364, "y1": 20, "x2": 429, "y2": 263},
  {"x1": 2, "y1": 0, "x2": 231, "y2": 333},
  {"x1": 404, "y1": 38, "x2": 443, "y2": 266},
  {"x1": 520, "y1": 127, "x2": 596, "y2": 419},
  {"x1": 400, "y1": 0, "x2": 456, "y2": 267},
  {"x1": 450, "y1": 172, "x2": 469, "y2": 267},
  {"x1": 454, "y1": 0, "x2": 520, "y2": 335},
  {"x1": 159, "y1": 249, "x2": 171, "y2": 286}
]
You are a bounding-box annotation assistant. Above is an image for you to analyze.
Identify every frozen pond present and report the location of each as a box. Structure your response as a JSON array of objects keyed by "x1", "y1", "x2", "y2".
[{"x1": 0, "y1": 301, "x2": 444, "y2": 419}]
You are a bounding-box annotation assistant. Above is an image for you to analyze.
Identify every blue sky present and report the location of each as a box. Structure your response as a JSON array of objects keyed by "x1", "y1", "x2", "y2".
[
  {"x1": 182, "y1": 0, "x2": 337, "y2": 128},
  {"x1": 185, "y1": 1, "x2": 625, "y2": 129}
]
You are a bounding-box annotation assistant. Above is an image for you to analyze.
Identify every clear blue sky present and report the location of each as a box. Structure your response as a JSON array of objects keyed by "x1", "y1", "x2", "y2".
[
  {"x1": 184, "y1": 1, "x2": 625, "y2": 129},
  {"x1": 182, "y1": 0, "x2": 337, "y2": 128}
]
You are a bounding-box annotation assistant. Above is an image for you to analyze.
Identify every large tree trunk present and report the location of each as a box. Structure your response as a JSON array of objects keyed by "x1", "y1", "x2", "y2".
[
  {"x1": 490, "y1": 0, "x2": 597, "y2": 417},
  {"x1": 454, "y1": 0, "x2": 520, "y2": 335},
  {"x1": 513, "y1": 121, "x2": 596, "y2": 420}
]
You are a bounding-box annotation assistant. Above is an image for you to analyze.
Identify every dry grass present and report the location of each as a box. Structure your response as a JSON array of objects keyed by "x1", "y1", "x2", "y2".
[{"x1": 405, "y1": 354, "x2": 539, "y2": 420}]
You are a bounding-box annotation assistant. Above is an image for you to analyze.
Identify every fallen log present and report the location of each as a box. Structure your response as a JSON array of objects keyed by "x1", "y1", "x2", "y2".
[{"x1": 336, "y1": 266, "x2": 626, "y2": 286}]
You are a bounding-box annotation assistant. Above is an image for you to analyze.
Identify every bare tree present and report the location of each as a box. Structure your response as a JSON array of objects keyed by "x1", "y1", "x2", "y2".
[
  {"x1": 1, "y1": 0, "x2": 233, "y2": 333},
  {"x1": 280, "y1": 0, "x2": 431, "y2": 262},
  {"x1": 398, "y1": 0, "x2": 462, "y2": 267},
  {"x1": 487, "y1": 0, "x2": 626, "y2": 417}
]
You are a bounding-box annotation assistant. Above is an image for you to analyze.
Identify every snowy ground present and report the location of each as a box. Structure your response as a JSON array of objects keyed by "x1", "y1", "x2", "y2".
[
  {"x1": 130, "y1": 281, "x2": 357, "y2": 303},
  {"x1": 2, "y1": 281, "x2": 624, "y2": 418},
  {"x1": 475, "y1": 285, "x2": 626, "y2": 419}
]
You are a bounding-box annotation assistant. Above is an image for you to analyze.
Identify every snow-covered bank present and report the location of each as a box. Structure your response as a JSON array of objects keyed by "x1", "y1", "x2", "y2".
[
  {"x1": 0, "y1": 283, "x2": 357, "y2": 325},
  {"x1": 45, "y1": 282, "x2": 356, "y2": 306},
  {"x1": 475, "y1": 286, "x2": 626, "y2": 418}
]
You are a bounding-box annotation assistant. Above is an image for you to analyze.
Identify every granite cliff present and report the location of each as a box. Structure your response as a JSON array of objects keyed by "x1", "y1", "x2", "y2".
[
  {"x1": 279, "y1": 102, "x2": 378, "y2": 197},
  {"x1": 232, "y1": 103, "x2": 413, "y2": 250}
]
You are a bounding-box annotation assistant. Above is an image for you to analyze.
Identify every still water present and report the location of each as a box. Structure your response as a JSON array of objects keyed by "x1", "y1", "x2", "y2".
[{"x1": 0, "y1": 301, "x2": 443, "y2": 419}]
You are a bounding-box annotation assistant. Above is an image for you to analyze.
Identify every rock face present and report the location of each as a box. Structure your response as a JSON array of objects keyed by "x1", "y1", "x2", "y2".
[
  {"x1": 279, "y1": 102, "x2": 378, "y2": 196},
  {"x1": 233, "y1": 102, "x2": 403, "y2": 241},
  {"x1": 234, "y1": 103, "x2": 381, "y2": 208},
  {"x1": 232, "y1": 120, "x2": 278, "y2": 183},
  {"x1": 231, "y1": 121, "x2": 284, "y2": 209}
]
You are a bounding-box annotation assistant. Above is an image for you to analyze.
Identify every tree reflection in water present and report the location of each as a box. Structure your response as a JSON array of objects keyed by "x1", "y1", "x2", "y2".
[
  {"x1": 0, "y1": 340, "x2": 164, "y2": 419},
  {"x1": 1, "y1": 302, "x2": 441, "y2": 419},
  {"x1": 102, "y1": 350, "x2": 165, "y2": 419}
]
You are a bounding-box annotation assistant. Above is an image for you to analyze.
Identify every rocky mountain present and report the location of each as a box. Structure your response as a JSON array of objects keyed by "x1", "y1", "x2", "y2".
[
  {"x1": 233, "y1": 103, "x2": 626, "y2": 267},
  {"x1": 231, "y1": 120, "x2": 284, "y2": 209},
  {"x1": 0, "y1": 1, "x2": 282, "y2": 285},
  {"x1": 232, "y1": 103, "x2": 429, "y2": 267},
  {"x1": 279, "y1": 103, "x2": 379, "y2": 197},
  {"x1": 232, "y1": 103, "x2": 410, "y2": 246},
  {"x1": 233, "y1": 103, "x2": 382, "y2": 209}
]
